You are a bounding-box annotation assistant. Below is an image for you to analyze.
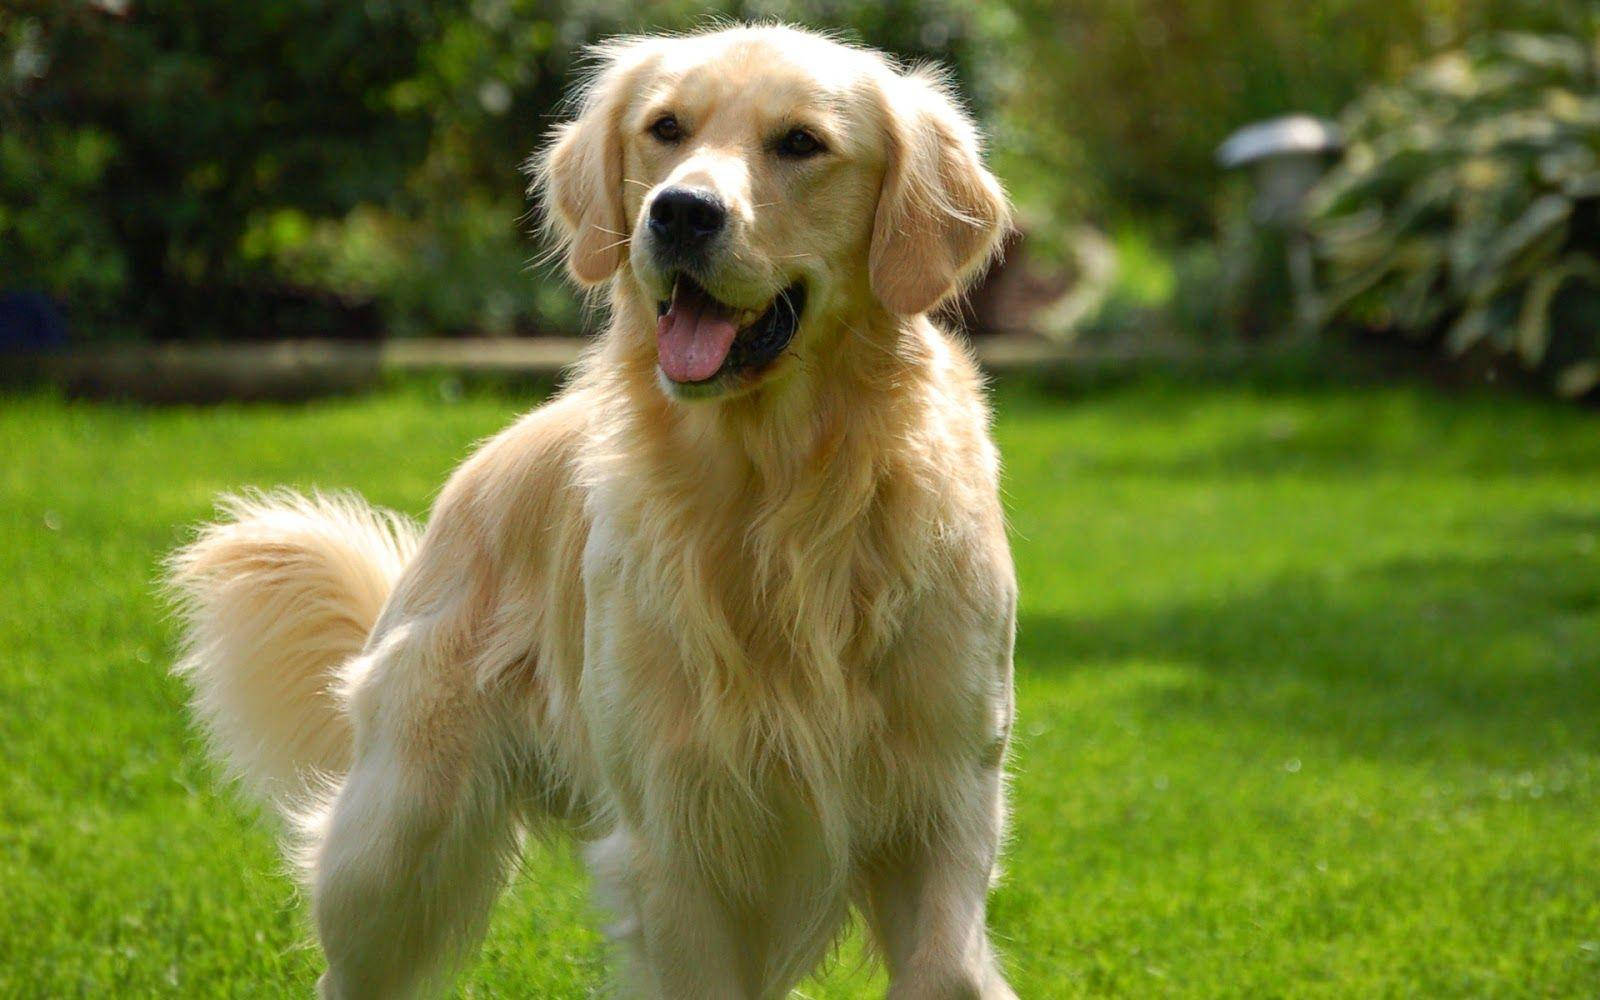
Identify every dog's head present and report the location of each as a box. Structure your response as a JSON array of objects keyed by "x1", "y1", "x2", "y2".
[{"x1": 536, "y1": 25, "x2": 1010, "y2": 400}]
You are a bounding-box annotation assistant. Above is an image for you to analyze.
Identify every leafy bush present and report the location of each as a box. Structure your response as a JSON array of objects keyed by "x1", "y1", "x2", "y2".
[
  {"x1": 990, "y1": 0, "x2": 1566, "y2": 240},
  {"x1": 2, "y1": 0, "x2": 983, "y2": 343},
  {"x1": 6, "y1": 0, "x2": 1573, "y2": 344},
  {"x1": 1313, "y1": 26, "x2": 1600, "y2": 396},
  {"x1": 0, "y1": 15, "x2": 128, "y2": 335},
  {"x1": 269, "y1": 0, "x2": 989, "y2": 339},
  {"x1": 3, "y1": 1, "x2": 441, "y2": 340}
]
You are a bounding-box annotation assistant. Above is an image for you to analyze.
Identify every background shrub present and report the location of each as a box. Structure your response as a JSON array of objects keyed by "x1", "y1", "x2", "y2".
[
  {"x1": 0, "y1": 0, "x2": 1582, "y2": 344},
  {"x1": 1312, "y1": 21, "x2": 1600, "y2": 396},
  {"x1": 992, "y1": 0, "x2": 1570, "y2": 240},
  {"x1": 1, "y1": 0, "x2": 981, "y2": 343}
]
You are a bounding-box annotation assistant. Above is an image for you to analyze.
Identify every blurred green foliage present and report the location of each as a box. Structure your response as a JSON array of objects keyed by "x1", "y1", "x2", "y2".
[
  {"x1": 992, "y1": 0, "x2": 1571, "y2": 237},
  {"x1": 3, "y1": 0, "x2": 439, "y2": 340},
  {"x1": 1, "y1": 0, "x2": 979, "y2": 341},
  {"x1": 990, "y1": 0, "x2": 1583, "y2": 346},
  {"x1": 0, "y1": 0, "x2": 1582, "y2": 343},
  {"x1": 1313, "y1": 21, "x2": 1600, "y2": 397}
]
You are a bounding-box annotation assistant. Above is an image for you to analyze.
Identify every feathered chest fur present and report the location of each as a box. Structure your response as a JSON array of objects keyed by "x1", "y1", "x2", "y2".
[
  {"x1": 586, "y1": 412, "x2": 940, "y2": 704},
  {"x1": 572, "y1": 375, "x2": 967, "y2": 789},
  {"x1": 556, "y1": 323, "x2": 1008, "y2": 857}
]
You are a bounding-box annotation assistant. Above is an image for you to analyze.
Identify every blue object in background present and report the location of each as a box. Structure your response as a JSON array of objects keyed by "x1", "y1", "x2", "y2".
[{"x1": 0, "y1": 292, "x2": 70, "y2": 354}]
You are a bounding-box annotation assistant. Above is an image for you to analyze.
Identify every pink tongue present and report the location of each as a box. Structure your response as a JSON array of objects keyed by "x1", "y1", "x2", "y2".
[{"x1": 657, "y1": 294, "x2": 739, "y2": 383}]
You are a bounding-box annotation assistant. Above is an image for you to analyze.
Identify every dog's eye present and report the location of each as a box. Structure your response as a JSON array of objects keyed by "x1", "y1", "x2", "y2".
[
  {"x1": 648, "y1": 114, "x2": 682, "y2": 144},
  {"x1": 776, "y1": 127, "x2": 825, "y2": 159}
]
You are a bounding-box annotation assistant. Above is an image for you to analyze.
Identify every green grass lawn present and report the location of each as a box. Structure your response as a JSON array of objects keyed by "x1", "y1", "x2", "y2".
[{"x1": 4, "y1": 374, "x2": 1599, "y2": 997}]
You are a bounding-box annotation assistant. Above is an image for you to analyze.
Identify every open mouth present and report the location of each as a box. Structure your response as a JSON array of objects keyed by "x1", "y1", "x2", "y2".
[{"x1": 654, "y1": 275, "x2": 806, "y2": 388}]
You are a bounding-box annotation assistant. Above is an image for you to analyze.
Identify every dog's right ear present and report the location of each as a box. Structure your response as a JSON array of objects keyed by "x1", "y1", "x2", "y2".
[{"x1": 532, "y1": 40, "x2": 657, "y2": 286}]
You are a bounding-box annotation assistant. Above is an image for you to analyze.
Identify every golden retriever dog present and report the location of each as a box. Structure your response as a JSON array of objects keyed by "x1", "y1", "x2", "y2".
[{"x1": 167, "y1": 24, "x2": 1017, "y2": 999}]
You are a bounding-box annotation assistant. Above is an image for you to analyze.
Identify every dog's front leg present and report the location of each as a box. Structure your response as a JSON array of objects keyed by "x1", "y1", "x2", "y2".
[
  {"x1": 306, "y1": 623, "x2": 523, "y2": 1000},
  {"x1": 595, "y1": 829, "x2": 755, "y2": 999},
  {"x1": 861, "y1": 766, "x2": 1016, "y2": 1000}
]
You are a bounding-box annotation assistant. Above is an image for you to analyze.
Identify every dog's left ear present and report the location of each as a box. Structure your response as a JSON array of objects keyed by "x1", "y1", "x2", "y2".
[
  {"x1": 532, "y1": 39, "x2": 659, "y2": 285},
  {"x1": 870, "y1": 69, "x2": 1012, "y2": 316}
]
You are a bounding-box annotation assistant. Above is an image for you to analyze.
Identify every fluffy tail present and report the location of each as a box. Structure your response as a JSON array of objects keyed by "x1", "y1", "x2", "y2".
[{"x1": 166, "y1": 489, "x2": 420, "y2": 807}]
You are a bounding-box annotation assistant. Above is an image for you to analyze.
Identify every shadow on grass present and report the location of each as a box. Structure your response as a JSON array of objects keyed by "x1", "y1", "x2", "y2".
[{"x1": 1016, "y1": 546, "x2": 1600, "y2": 765}]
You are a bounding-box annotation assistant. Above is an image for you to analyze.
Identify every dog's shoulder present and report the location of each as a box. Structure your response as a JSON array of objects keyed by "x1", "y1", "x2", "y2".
[{"x1": 420, "y1": 389, "x2": 596, "y2": 562}]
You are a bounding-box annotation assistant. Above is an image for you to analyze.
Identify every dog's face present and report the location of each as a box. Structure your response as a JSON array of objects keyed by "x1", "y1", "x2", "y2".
[{"x1": 538, "y1": 26, "x2": 1009, "y2": 400}]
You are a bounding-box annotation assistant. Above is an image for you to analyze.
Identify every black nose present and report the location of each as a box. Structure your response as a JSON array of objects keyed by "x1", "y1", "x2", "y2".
[{"x1": 648, "y1": 187, "x2": 726, "y2": 251}]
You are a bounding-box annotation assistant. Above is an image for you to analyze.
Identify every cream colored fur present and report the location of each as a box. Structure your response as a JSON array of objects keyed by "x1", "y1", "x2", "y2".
[
  {"x1": 167, "y1": 24, "x2": 1018, "y2": 1000},
  {"x1": 168, "y1": 490, "x2": 420, "y2": 803}
]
